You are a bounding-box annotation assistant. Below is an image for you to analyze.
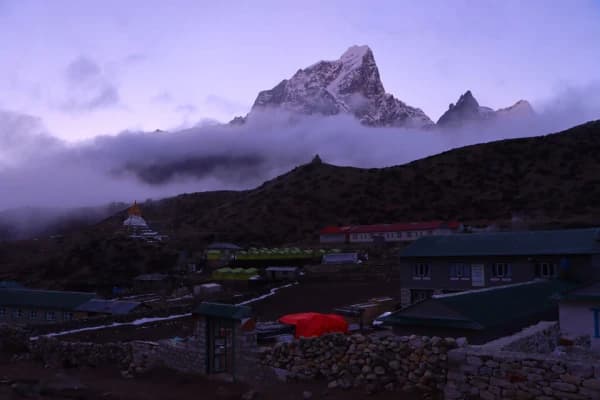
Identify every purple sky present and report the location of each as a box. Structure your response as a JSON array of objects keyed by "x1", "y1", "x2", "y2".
[{"x1": 1, "y1": 0, "x2": 599, "y2": 141}]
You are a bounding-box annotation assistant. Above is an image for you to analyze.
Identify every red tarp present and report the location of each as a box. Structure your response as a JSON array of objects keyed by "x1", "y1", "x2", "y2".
[{"x1": 279, "y1": 312, "x2": 349, "y2": 338}]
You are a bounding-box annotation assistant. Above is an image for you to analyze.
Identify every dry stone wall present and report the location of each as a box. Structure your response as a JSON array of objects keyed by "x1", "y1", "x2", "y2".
[
  {"x1": 129, "y1": 340, "x2": 205, "y2": 375},
  {"x1": 259, "y1": 332, "x2": 465, "y2": 393},
  {"x1": 499, "y1": 321, "x2": 559, "y2": 353},
  {"x1": 27, "y1": 337, "x2": 132, "y2": 370},
  {"x1": 444, "y1": 347, "x2": 600, "y2": 400}
]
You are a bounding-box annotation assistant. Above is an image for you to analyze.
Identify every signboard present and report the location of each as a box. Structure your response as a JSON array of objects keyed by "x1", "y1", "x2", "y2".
[{"x1": 471, "y1": 264, "x2": 485, "y2": 287}]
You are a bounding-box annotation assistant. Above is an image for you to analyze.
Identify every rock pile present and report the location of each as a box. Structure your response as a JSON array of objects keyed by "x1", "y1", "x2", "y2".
[{"x1": 260, "y1": 333, "x2": 466, "y2": 393}]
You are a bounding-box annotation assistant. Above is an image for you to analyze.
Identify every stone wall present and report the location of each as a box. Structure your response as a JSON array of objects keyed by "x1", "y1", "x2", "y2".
[
  {"x1": 259, "y1": 332, "x2": 465, "y2": 394},
  {"x1": 445, "y1": 344, "x2": 600, "y2": 399},
  {"x1": 27, "y1": 337, "x2": 132, "y2": 370},
  {"x1": 483, "y1": 321, "x2": 560, "y2": 353},
  {"x1": 129, "y1": 339, "x2": 205, "y2": 375}
]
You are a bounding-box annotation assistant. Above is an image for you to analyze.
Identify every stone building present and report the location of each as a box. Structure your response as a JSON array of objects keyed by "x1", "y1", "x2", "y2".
[
  {"x1": 192, "y1": 302, "x2": 258, "y2": 381},
  {"x1": 559, "y1": 282, "x2": 600, "y2": 351},
  {"x1": 382, "y1": 280, "x2": 577, "y2": 344},
  {"x1": 0, "y1": 288, "x2": 96, "y2": 324},
  {"x1": 398, "y1": 228, "x2": 600, "y2": 308}
]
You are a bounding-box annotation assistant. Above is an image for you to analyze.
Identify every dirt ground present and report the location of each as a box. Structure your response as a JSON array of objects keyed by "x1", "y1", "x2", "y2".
[
  {"x1": 0, "y1": 356, "x2": 430, "y2": 400},
  {"x1": 250, "y1": 280, "x2": 401, "y2": 321},
  {"x1": 55, "y1": 280, "x2": 401, "y2": 344}
]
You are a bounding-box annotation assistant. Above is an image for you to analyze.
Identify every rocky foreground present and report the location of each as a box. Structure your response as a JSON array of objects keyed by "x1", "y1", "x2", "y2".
[{"x1": 260, "y1": 333, "x2": 466, "y2": 395}]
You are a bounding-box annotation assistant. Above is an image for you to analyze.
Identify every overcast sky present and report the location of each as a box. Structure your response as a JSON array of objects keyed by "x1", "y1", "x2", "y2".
[{"x1": 1, "y1": 0, "x2": 599, "y2": 141}]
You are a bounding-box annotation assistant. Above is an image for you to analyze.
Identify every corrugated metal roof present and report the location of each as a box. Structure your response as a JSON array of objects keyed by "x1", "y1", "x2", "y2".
[
  {"x1": 265, "y1": 267, "x2": 298, "y2": 272},
  {"x1": 322, "y1": 253, "x2": 359, "y2": 264},
  {"x1": 75, "y1": 299, "x2": 142, "y2": 315},
  {"x1": 134, "y1": 273, "x2": 168, "y2": 281},
  {"x1": 206, "y1": 242, "x2": 242, "y2": 250},
  {"x1": 0, "y1": 289, "x2": 96, "y2": 311},
  {"x1": 400, "y1": 228, "x2": 600, "y2": 258},
  {"x1": 383, "y1": 280, "x2": 576, "y2": 330},
  {"x1": 193, "y1": 302, "x2": 252, "y2": 320},
  {"x1": 0, "y1": 281, "x2": 24, "y2": 289}
]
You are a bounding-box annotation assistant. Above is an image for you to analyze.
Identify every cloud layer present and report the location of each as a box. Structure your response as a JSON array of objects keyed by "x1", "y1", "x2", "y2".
[{"x1": 0, "y1": 83, "x2": 599, "y2": 211}]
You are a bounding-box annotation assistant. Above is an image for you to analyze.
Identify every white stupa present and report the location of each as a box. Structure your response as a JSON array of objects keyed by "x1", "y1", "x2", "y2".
[{"x1": 123, "y1": 201, "x2": 163, "y2": 241}]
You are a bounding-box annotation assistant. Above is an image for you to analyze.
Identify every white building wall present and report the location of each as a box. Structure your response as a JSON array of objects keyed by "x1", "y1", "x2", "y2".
[{"x1": 559, "y1": 300, "x2": 600, "y2": 352}]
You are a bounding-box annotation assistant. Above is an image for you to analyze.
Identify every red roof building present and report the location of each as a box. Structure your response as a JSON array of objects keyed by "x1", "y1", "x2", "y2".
[{"x1": 319, "y1": 221, "x2": 462, "y2": 244}]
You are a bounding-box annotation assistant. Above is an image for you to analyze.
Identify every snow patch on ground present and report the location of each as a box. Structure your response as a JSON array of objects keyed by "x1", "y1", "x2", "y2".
[{"x1": 235, "y1": 282, "x2": 299, "y2": 306}]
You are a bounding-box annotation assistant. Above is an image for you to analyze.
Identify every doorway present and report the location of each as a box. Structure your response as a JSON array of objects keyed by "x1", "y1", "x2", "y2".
[{"x1": 207, "y1": 318, "x2": 235, "y2": 374}]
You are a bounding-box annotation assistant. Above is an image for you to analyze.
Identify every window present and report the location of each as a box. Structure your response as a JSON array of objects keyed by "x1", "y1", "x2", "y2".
[
  {"x1": 12, "y1": 309, "x2": 23, "y2": 319},
  {"x1": 449, "y1": 263, "x2": 471, "y2": 280},
  {"x1": 0, "y1": 308, "x2": 5, "y2": 317},
  {"x1": 30, "y1": 310, "x2": 37, "y2": 320},
  {"x1": 64, "y1": 312, "x2": 74, "y2": 321},
  {"x1": 46, "y1": 311, "x2": 56, "y2": 321},
  {"x1": 413, "y1": 263, "x2": 431, "y2": 280},
  {"x1": 535, "y1": 263, "x2": 557, "y2": 279},
  {"x1": 492, "y1": 263, "x2": 512, "y2": 279}
]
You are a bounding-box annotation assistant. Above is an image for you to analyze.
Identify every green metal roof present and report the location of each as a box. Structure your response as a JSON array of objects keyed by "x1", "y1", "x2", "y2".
[
  {"x1": 193, "y1": 302, "x2": 252, "y2": 320},
  {"x1": 0, "y1": 288, "x2": 96, "y2": 311},
  {"x1": 400, "y1": 228, "x2": 600, "y2": 258},
  {"x1": 383, "y1": 280, "x2": 577, "y2": 330}
]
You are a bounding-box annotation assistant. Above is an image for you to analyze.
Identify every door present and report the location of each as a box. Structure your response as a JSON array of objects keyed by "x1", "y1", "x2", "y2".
[
  {"x1": 207, "y1": 318, "x2": 234, "y2": 374},
  {"x1": 471, "y1": 264, "x2": 485, "y2": 287}
]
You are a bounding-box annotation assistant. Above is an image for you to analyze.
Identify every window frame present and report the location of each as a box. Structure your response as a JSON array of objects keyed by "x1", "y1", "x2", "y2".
[
  {"x1": 536, "y1": 262, "x2": 557, "y2": 279},
  {"x1": 46, "y1": 311, "x2": 56, "y2": 321},
  {"x1": 413, "y1": 263, "x2": 431, "y2": 280},
  {"x1": 492, "y1": 263, "x2": 512, "y2": 281},
  {"x1": 449, "y1": 263, "x2": 472, "y2": 280}
]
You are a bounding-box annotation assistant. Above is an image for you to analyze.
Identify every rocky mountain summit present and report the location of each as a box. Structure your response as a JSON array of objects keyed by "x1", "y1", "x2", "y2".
[
  {"x1": 437, "y1": 90, "x2": 534, "y2": 127},
  {"x1": 240, "y1": 45, "x2": 433, "y2": 128}
]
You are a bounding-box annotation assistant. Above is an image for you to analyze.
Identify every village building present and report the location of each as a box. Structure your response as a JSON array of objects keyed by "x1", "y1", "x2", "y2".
[
  {"x1": 193, "y1": 283, "x2": 223, "y2": 299},
  {"x1": 559, "y1": 282, "x2": 600, "y2": 352},
  {"x1": 193, "y1": 302, "x2": 257, "y2": 380},
  {"x1": 123, "y1": 201, "x2": 164, "y2": 242},
  {"x1": 398, "y1": 228, "x2": 600, "y2": 308},
  {"x1": 322, "y1": 252, "x2": 360, "y2": 264},
  {"x1": 319, "y1": 221, "x2": 462, "y2": 244},
  {"x1": 382, "y1": 280, "x2": 576, "y2": 344},
  {"x1": 75, "y1": 299, "x2": 148, "y2": 316},
  {"x1": 264, "y1": 266, "x2": 299, "y2": 281},
  {"x1": 205, "y1": 242, "x2": 243, "y2": 269},
  {"x1": 0, "y1": 288, "x2": 96, "y2": 324}
]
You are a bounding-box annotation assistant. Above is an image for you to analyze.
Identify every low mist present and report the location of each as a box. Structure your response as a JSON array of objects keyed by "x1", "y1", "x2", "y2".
[{"x1": 0, "y1": 83, "x2": 599, "y2": 236}]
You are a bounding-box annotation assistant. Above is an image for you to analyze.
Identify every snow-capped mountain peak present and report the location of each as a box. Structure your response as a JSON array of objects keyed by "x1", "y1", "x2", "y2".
[
  {"x1": 437, "y1": 91, "x2": 534, "y2": 127},
  {"x1": 247, "y1": 45, "x2": 433, "y2": 128}
]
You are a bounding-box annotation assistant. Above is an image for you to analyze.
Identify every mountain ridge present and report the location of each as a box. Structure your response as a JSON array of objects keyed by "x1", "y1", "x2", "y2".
[
  {"x1": 232, "y1": 45, "x2": 532, "y2": 129},
  {"x1": 437, "y1": 90, "x2": 535, "y2": 127}
]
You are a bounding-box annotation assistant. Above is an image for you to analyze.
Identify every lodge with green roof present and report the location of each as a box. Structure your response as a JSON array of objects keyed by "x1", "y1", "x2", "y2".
[
  {"x1": 398, "y1": 228, "x2": 600, "y2": 308},
  {"x1": 382, "y1": 280, "x2": 577, "y2": 344},
  {"x1": 0, "y1": 288, "x2": 96, "y2": 324}
]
